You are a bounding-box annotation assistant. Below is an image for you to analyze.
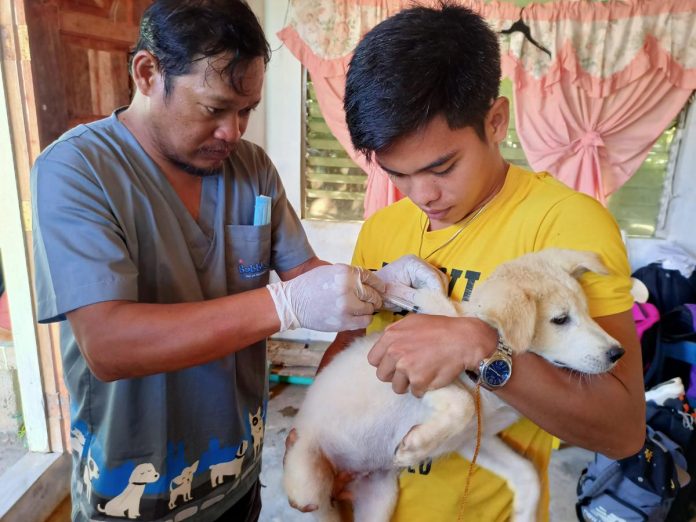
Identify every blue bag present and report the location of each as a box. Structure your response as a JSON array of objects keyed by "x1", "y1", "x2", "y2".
[{"x1": 576, "y1": 426, "x2": 690, "y2": 522}]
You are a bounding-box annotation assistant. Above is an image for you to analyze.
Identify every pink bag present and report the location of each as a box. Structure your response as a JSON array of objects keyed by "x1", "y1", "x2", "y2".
[{"x1": 633, "y1": 302, "x2": 660, "y2": 340}]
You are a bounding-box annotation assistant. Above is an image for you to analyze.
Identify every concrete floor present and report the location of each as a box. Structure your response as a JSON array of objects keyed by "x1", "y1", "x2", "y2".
[
  {"x1": 259, "y1": 382, "x2": 593, "y2": 522},
  {"x1": 0, "y1": 432, "x2": 26, "y2": 475}
]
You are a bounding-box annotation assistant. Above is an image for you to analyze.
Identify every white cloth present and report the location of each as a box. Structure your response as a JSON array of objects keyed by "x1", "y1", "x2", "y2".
[{"x1": 653, "y1": 243, "x2": 696, "y2": 279}]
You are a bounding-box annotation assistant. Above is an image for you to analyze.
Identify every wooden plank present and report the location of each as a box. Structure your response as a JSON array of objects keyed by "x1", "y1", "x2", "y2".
[
  {"x1": 273, "y1": 366, "x2": 316, "y2": 378},
  {"x1": 44, "y1": 495, "x2": 71, "y2": 522},
  {"x1": 60, "y1": 11, "x2": 139, "y2": 45},
  {"x1": 25, "y1": 1, "x2": 70, "y2": 148},
  {"x1": 0, "y1": 452, "x2": 70, "y2": 522},
  {"x1": 61, "y1": 0, "x2": 114, "y2": 19},
  {"x1": 64, "y1": 42, "x2": 94, "y2": 117},
  {"x1": 61, "y1": 32, "x2": 131, "y2": 53},
  {"x1": 267, "y1": 340, "x2": 328, "y2": 369}
]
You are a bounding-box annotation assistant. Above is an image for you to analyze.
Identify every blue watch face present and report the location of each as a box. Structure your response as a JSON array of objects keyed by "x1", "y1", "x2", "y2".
[{"x1": 483, "y1": 359, "x2": 511, "y2": 387}]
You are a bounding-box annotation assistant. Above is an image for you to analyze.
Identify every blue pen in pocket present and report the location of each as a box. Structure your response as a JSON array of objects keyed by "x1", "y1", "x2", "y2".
[{"x1": 253, "y1": 195, "x2": 272, "y2": 226}]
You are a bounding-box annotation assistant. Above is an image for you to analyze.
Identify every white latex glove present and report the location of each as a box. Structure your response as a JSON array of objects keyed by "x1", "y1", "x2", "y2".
[
  {"x1": 375, "y1": 255, "x2": 449, "y2": 312},
  {"x1": 267, "y1": 264, "x2": 385, "y2": 332}
]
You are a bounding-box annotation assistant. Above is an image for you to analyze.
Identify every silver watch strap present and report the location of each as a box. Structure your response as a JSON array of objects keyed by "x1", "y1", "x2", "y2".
[{"x1": 496, "y1": 338, "x2": 513, "y2": 358}]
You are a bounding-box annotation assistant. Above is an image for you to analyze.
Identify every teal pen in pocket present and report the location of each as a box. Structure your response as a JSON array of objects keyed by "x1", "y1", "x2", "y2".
[{"x1": 254, "y1": 195, "x2": 272, "y2": 225}]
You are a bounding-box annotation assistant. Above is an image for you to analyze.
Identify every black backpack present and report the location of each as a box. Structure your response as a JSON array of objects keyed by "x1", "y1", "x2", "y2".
[{"x1": 576, "y1": 400, "x2": 694, "y2": 522}]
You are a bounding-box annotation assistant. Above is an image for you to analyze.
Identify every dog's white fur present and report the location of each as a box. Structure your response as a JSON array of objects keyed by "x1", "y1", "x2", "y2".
[
  {"x1": 168, "y1": 460, "x2": 199, "y2": 509},
  {"x1": 284, "y1": 249, "x2": 624, "y2": 522},
  {"x1": 210, "y1": 440, "x2": 249, "y2": 487},
  {"x1": 97, "y1": 462, "x2": 160, "y2": 519}
]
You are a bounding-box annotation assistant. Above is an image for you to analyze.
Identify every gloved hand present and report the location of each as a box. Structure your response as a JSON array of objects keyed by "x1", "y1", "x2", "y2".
[
  {"x1": 267, "y1": 264, "x2": 385, "y2": 332},
  {"x1": 375, "y1": 255, "x2": 449, "y2": 312}
]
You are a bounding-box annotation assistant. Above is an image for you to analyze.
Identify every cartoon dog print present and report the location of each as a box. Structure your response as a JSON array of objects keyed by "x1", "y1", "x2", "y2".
[
  {"x1": 210, "y1": 440, "x2": 248, "y2": 488},
  {"x1": 168, "y1": 460, "x2": 199, "y2": 510},
  {"x1": 249, "y1": 408, "x2": 264, "y2": 460},
  {"x1": 82, "y1": 448, "x2": 99, "y2": 500},
  {"x1": 97, "y1": 462, "x2": 159, "y2": 519},
  {"x1": 70, "y1": 427, "x2": 85, "y2": 457}
]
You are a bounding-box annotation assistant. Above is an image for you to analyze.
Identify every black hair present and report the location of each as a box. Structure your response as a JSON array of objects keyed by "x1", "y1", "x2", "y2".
[
  {"x1": 131, "y1": 0, "x2": 270, "y2": 95},
  {"x1": 344, "y1": 2, "x2": 501, "y2": 157}
]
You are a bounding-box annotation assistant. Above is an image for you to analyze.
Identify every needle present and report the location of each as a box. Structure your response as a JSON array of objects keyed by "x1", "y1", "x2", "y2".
[{"x1": 383, "y1": 295, "x2": 421, "y2": 314}]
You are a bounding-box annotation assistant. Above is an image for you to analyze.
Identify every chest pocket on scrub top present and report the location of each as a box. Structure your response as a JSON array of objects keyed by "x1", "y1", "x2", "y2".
[{"x1": 225, "y1": 223, "x2": 271, "y2": 293}]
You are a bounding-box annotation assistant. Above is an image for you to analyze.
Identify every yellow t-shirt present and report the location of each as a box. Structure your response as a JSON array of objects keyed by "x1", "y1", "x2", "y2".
[{"x1": 352, "y1": 165, "x2": 633, "y2": 522}]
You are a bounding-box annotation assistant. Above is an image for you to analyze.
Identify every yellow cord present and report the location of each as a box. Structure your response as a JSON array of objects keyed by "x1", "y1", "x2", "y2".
[{"x1": 457, "y1": 382, "x2": 482, "y2": 521}]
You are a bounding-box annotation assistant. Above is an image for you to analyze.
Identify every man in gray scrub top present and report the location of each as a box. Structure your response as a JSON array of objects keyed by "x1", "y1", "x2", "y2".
[{"x1": 30, "y1": 1, "x2": 445, "y2": 521}]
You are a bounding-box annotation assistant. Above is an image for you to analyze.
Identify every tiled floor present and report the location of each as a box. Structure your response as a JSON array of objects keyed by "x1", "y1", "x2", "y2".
[{"x1": 259, "y1": 382, "x2": 594, "y2": 522}]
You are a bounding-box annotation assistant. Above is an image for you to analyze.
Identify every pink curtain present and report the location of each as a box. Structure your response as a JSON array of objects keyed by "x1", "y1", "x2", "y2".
[
  {"x1": 279, "y1": 0, "x2": 696, "y2": 216},
  {"x1": 508, "y1": 3, "x2": 696, "y2": 204},
  {"x1": 514, "y1": 70, "x2": 692, "y2": 203}
]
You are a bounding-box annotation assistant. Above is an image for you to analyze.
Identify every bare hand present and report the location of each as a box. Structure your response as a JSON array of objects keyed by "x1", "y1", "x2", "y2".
[{"x1": 367, "y1": 314, "x2": 498, "y2": 397}]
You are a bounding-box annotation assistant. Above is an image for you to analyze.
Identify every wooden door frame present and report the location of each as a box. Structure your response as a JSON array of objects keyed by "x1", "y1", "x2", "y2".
[{"x1": 0, "y1": 0, "x2": 71, "y2": 519}]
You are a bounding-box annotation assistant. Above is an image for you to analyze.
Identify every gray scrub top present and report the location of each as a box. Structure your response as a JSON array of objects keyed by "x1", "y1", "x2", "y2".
[{"x1": 31, "y1": 111, "x2": 314, "y2": 521}]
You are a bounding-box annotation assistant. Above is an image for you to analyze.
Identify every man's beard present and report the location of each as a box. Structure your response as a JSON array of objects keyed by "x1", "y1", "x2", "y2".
[
  {"x1": 154, "y1": 133, "x2": 228, "y2": 178},
  {"x1": 167, "y1": 154, "x2": 224, "y2": 178}
]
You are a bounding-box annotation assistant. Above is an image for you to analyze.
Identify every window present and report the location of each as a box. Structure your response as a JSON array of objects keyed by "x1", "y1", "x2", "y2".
[
  {"x1": 303, "y1": 73, "x2": 683, "y2": 238},
  {"x1": 303, "y1": 73, "x2": 367, "y2": 221},
  {"x1": 606, "y1": 123, "x2": 678, "y2": 237}
]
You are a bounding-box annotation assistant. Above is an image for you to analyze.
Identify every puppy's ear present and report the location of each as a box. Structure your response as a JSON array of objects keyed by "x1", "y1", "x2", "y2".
[
  {"x1": 547, "y1": 249, "x2": 608, "y2": 279},
  {"x1": 473, "y1": 282, "x2": 537, "y2": 353}
]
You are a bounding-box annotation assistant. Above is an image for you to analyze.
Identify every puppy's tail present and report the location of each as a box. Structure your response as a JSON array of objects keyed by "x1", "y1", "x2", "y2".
[{"x1": 283, "y1": 434, "x2": 337, "y2": 518}]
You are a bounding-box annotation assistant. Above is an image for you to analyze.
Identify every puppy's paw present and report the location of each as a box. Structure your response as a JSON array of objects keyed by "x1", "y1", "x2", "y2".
[{"x1": 393, "y1": 425, "x2": 438, "y2": 467}]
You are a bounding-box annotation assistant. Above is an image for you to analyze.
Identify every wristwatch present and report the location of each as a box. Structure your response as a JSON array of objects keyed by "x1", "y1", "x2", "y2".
[{"x1": 477, "y1": 338, "x2": 513, "y2": 389}]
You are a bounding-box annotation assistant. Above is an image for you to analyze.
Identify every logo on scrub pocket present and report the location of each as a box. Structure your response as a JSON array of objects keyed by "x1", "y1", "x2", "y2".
[{"x1": 238, "y1": 259, "x2": 270, "y2": 279}]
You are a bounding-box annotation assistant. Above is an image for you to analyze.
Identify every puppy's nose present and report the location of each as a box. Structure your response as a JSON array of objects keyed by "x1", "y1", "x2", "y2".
[{"x1": 606, "y1": 345, "x2": 625, "y2": 363}]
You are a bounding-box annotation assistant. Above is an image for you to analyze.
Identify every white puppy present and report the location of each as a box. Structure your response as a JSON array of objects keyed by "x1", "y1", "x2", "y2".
[{"x1": 284, "y1": 249, "x2": 624, "y2": 522}]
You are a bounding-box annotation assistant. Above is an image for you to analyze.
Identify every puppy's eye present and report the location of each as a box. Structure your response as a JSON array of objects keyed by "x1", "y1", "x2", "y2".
[{"x1": 551, "y1": 314, "x2": 569, "y2": 325}]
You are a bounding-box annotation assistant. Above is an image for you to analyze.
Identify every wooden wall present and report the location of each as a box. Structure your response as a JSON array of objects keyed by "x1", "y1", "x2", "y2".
[
  {"x1": 26, "y1": 0, "x2": 150, "y2": 148},
  {"x1": 0, "y1": 0, "x2": 150, "y2": 456}
]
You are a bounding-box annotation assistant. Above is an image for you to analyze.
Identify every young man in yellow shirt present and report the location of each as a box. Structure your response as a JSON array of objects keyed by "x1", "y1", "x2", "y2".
[{"x1": 316, "y1": 3, "x2": 646, "y2": 521}]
